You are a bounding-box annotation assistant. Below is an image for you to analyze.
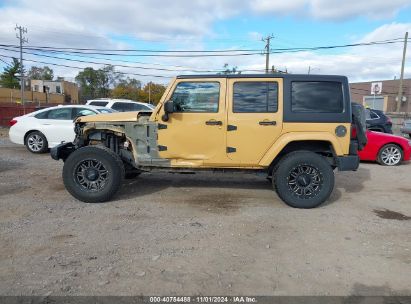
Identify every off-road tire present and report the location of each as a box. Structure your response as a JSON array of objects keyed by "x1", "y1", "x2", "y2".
[
  {"x1": 63, "y1": 146, "x2": 125, "y2": 203},
  {"x1": 273, "y1": 151, "x2": 334, "y2": 208},
  {"x1": 25, "y1": 131, "x2": 48, "y2": 153},
  {"x1": 377, "y1": 144, "x2": 403, "y2": 166}
]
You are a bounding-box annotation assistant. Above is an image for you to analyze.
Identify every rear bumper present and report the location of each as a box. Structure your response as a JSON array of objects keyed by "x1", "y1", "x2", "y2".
[
  {"x1": 50, "y1": 142, "x2": 75, "y2": 161},
  {"x1": 336, "y1": 155, "x2": 360, "y2": 171}
]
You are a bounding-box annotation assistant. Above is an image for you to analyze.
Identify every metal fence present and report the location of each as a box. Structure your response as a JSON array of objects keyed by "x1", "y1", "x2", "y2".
[{"x1": 0, "y1": 103, "x2": 59, "y2": 126}]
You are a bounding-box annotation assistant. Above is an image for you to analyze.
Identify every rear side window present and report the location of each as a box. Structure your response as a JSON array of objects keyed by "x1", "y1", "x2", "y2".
[
  {"x1": 47, "y1": 108, "x2": 73, "y2": 120},
  {"x1": 291, "y1": 81, "x2": 344, "y2": 113},
  {"x1": 233, "y1": 82, "x2": 278, "y2": 113},
  {"x1": 35, "y1": 110, "x2": 51, "y2": 119},
  {"x1": 170, "y1": 82, "x2": 220, "y2": 113},
  {"x1": 89, "y1": 101, "x2": 109, "y2": 107},
  {"x1": 35, "y1": 108, "x2": 73, "y2": 120}
]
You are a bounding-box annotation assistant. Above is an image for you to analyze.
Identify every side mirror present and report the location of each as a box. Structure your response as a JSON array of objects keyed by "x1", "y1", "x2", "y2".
[{"x1": 162, "y1": 100, "x2": 174, "y2": 122}]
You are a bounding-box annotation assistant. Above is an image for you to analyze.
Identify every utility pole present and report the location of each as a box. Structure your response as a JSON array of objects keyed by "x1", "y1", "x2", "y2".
[
  {"x1": 148, "y1": 82, "x2": 151, "y2": 104},
  {"x1": 15, "y1": 25, "x2": 28, "y2": 107},
  {"x1": 262, "y1": 34, "x2": 274, "y2": 74},
  {"x1": 396, "y1": 31, "x2": 408, "y2": 113}
]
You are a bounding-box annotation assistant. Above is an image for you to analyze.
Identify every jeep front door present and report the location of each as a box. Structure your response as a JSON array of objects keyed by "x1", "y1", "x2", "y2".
[
  {"x1": 156, "y1": 79, "x2": 227, "y2": 166},
  {"x1": 226, "y1": 78, "x2": 283, "y2": 166}
]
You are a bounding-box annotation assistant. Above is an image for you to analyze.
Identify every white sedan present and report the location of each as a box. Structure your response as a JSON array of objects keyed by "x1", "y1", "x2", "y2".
[{"x1": 9, "y1": 105, "x2": 114, "y2": 153}]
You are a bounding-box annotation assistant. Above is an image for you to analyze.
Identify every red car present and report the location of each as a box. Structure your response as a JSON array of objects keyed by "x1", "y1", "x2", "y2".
[{"x1": 358, "y1": 130, "x2": 411, "y2": 166}]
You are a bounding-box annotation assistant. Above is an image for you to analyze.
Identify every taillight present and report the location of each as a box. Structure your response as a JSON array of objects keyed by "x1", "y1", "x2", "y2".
[{"x1": 9, "y1": 119, "x2": 17, "y2": 127}]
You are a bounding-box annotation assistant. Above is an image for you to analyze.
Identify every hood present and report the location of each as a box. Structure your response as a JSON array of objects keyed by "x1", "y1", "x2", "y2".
[
  {"x1": 367, "y1": 130, "x2": 408, "y2": 143},
  {"x1": 77, "y1": 111, "x2": 144, "y2": 123}
]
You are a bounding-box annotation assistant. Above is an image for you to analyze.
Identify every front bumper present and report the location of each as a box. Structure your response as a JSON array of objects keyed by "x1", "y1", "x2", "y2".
[
  {"x1": 336, "y1": 155, "x2": 360, "y2": 171},
  {"x1": 50, "y1": 142, "x2": 75, "y2": 161}
]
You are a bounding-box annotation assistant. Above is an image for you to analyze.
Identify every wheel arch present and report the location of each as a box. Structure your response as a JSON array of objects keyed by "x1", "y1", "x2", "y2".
[
  {"x1": 265, "y1": 140, "x2": 336, "y2": 175},
  {"x1": 24, "y1": 129, "x2": 46, "y2": 142},
  {"x1": 259, "y1": 132, "x2": 343, "y2": 168},
  {"x1": 378, "y1": 141, "x2": 405, "y2": 154}
]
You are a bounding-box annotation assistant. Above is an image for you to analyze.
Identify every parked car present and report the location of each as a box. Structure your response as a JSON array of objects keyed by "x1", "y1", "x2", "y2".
[
  {"x1": 358, "y1": 130, "x2": 411, "y2": 166},
  {"x1": 400, "y1": 119, "x2": 411, "y2": 138},
  {"x1": 9, "y1": 105, "x2": 115, "y2": 153},
  {"x1": 86, "y1": 99, "x2": 155, "y2": 112},
  {"x1": 365, "y1": 108, "x2": 392, "y2": 133}
]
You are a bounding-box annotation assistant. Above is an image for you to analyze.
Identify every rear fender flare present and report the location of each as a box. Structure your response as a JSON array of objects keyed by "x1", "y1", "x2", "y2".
[{"x1": 259, "y1": 132, "x2": 343, "y2": 167}]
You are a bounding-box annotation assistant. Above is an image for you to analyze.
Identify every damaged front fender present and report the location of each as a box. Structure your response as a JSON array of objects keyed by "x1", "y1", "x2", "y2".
[{"x1": 50, "y1": 142, "x2": 76, "y2": 161}]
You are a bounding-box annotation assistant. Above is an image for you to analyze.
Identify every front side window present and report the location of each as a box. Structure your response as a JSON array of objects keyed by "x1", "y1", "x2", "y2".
[
  {"x1": 170, "y1": 82, "x2": 220, "y2": 113},
  {"x1": 112, "y1": 102, "x2": 128, "y2": 112},
  {"x1": 98, "y1": 108, "x2": 115, "y2": 113},
  {"x1": 73, "y1": 108, "x2": 96, "y2": 117},
  {"x1": 131, "y1": 104, "x2": 147, "y2": 111},
  {"x1": 291, "y1": 81, "x2": 344, "y2": 113},
  {"x1": 233, "y1": 82, "x2": 278, "y2": 113}
]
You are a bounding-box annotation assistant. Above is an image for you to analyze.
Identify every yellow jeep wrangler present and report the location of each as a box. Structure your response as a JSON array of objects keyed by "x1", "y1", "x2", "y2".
[{"x1": 51, "y1": 74, "x2": 367, "y2": 208}]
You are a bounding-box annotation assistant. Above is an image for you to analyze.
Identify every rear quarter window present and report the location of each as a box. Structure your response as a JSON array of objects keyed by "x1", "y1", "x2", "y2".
[{"x1": 291, "y1": 81, "x2": 344, "y2": 113}]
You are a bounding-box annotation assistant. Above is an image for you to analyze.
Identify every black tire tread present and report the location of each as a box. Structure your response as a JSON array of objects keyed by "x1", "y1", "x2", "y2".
[
  {"x1": 63, "y1": 146, "x2": 125, "y2": 203},
  {"x1": 273, "y1": 151, "x2": 334, "y2": 208}
]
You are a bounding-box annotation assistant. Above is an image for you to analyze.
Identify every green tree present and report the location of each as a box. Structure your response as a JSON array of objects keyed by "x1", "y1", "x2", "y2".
[
  {"x1": 117, "y1": 77, "x2": 142, "y2": 90},
  {"x1": 75, "y1": 65, "x2": 121, "y2": 102},
  {"x1": 27, "y1": 66, "x2": 54, "y2": 80},
  {"x1": 142, "y1": 82, "x2": 166, "y2": 105},
  {"x1": 0, "y1": 58, "x2": 21, "y2": 89}
]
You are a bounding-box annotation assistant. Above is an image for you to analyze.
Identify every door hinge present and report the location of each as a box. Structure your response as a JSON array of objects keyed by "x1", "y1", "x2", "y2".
[
  {"x1": 158, "y1": 123, "x2": 168, "y2": 130},
  {"x1": 226, "y1": 147, "x2": 236, "y2": 153},
  {"x1": 227, "y1": 125, "x2": 237, "y2": 131},
  {"x1": 158, "y1": 145, "x2": 167, "y2": 151}
]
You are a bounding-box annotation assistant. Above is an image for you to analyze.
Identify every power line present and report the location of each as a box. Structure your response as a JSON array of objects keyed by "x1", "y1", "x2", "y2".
[
  {"x1": 0, "y1": 54, "x2": 171, "y2": 78},
  {"x1": 0, "y1": 38, "x2": 406, "y2": 58},
  {"x1": 0, "y1": 46, "x2": 267, "y2": 73}
]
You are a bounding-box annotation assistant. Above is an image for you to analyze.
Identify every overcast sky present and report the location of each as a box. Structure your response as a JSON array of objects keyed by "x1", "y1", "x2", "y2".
[{"x1": 0, "y1": 0, "x2": 410, "y2": 84}]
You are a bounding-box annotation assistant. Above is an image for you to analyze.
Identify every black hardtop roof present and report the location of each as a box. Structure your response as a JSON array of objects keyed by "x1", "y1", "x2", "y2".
[{"x1": 176, "y1": 74, "x2": 348, "y2": 81}]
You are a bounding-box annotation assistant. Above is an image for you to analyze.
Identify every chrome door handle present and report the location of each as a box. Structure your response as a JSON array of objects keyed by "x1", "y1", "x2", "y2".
[
  {"x1": 205, "y1": 120, "x2": 223, "y2": 126},
  {"x1": 259, "y1": 120, "x2": 276, "y2": 126}
]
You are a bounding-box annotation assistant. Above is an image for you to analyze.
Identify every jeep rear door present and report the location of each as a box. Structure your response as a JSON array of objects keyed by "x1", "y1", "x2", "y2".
[{"x1": 226, "y1": 78, "x2": 283, "y2": 166}]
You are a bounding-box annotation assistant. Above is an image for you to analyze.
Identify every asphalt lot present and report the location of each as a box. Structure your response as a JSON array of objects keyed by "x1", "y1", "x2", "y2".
[{"x1": 0, "y1": 128, "x2": 410, "y2": 296}]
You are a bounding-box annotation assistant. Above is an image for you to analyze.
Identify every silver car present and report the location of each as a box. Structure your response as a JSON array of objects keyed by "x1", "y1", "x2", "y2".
[{"x1": 400, "y1": 119, "x2": 411, "y2": 137}]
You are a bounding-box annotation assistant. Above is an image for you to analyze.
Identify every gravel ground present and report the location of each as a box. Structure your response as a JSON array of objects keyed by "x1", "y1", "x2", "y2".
[{"x1": 0, "y1": 128, "x2": 410, "y2": 296}]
